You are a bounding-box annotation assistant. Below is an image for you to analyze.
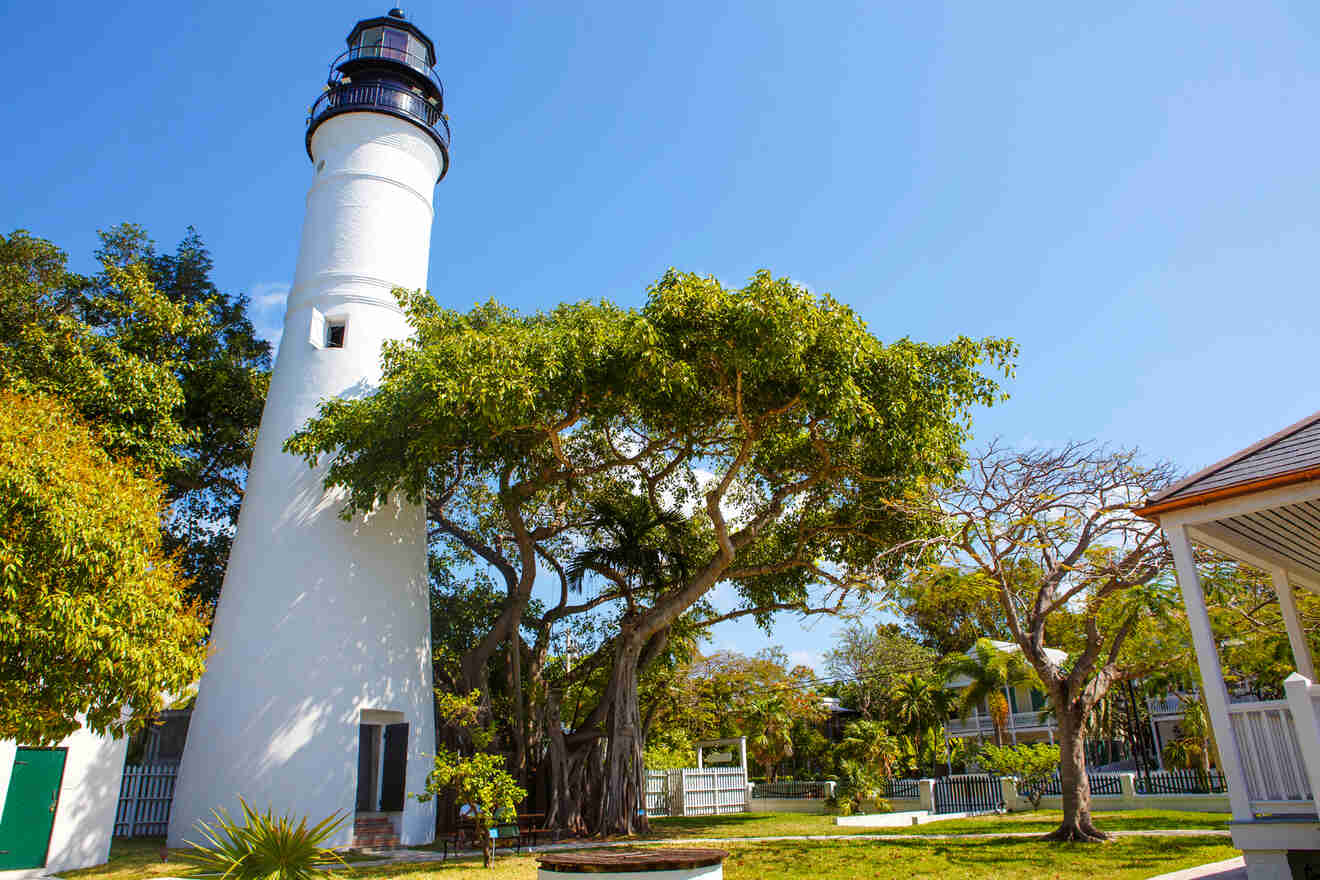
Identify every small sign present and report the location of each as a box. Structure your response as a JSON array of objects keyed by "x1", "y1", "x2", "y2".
[{"x1": 705, "y1": 751, "x2": 733, "y2": 764}]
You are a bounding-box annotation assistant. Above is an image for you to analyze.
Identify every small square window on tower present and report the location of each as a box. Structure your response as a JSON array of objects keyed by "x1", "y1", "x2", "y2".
[{"x1": 326, "y1": 321, "x2": 347, "y2": 348}]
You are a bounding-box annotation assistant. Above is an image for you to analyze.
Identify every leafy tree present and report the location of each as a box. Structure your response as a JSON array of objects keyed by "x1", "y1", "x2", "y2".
[
  {"x1": 0, "y1": 230, "x2": 207, "y2": 473},
  {"x1": 287, "y1": 270, "x2": 1014, "y2": 835},
  {"x1": 945, "y1": 638, "x2": 1041, "y2": 747},
  {"x1": 823, "y1": 623, "x2": 939, "y2": 721},
  {"x1": 417, "y1": 691, "x2": 527, "y2": 868},
  {"x1": 894, "y1": 565, "x2": 1010, "y2": 654},
  {"x1": 0, "y1": 226, "x2": 272, "y2": 608},
  {"x1": 643, "y1": 647, "x2": 823, "y2": 778},
  {"x1": 0, "y1": 391, "x2": 208, "y2": 743},
  {"x1": 979, "y1": 743, "x2": 1061, "y2": 810},
  {"x1": 909, "y1": 442, "x2": 1176, "y2": 842},
  {"x1": 93, "y1": 225, "x2": 271, "y2": 606}
]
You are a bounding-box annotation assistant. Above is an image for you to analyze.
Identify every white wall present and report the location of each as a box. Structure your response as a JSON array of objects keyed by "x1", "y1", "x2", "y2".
[
  {"x1": 168, "y1": 111, "x2": 445, "y2": 849},
  {"x1": 0, "y1": 728, "x2": 129, "y2": 880}
]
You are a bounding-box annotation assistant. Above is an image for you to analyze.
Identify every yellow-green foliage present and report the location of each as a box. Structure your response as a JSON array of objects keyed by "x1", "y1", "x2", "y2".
[{"x1": 0, "y1": 391, "x2": 208, "y2": 744}]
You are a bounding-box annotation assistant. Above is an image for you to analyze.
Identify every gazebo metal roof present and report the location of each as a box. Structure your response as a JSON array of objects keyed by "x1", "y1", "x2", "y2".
[
  {"x1": 1139, "y1": 410, "x2": 1320, "y2": 517},
  {"x1": 1138, "y1": 410, "x2": 1320, "y2": 591}
]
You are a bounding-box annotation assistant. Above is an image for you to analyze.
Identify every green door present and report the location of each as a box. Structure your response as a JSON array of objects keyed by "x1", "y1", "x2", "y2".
[{"x1": 0, "y1": 748, "x2": 67, "y2": 870}]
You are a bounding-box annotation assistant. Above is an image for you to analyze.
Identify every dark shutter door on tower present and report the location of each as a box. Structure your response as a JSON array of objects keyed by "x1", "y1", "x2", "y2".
[
  {"x1": 355, "y1": 725, "x2": 374, "y2": 812},
  {"x1": 379, "y1": 724, "x2": 409, "y2": 812}
]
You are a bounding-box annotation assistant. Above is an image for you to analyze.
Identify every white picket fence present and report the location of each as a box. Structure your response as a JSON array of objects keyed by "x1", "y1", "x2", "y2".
[
  {"x1": 115, "y1": 763, "x2": 179, "y2": 837},
  {"x1": 646, "y1": 768, "x2": 748, "y2": 817}
]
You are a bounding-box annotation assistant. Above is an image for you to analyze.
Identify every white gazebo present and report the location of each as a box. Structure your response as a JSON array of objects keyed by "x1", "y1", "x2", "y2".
[{"x1": 1139, "y1": 411, "x2": 1320, "y2": 879}]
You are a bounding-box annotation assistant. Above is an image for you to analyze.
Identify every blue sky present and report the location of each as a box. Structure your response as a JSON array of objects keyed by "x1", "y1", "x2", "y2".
[{"x1": 4, "y1": 1, "x2": 1319, "y2": 672}]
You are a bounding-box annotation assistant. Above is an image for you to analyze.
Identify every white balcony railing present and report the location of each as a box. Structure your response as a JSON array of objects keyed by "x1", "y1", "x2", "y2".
[
  {"x1": 1147, "y1": 695, "x2": 1189, "y2": 717},
  {"x1": 1226, "y1": 698, "x2": 1313, "y2": 813},
  {"x1": 945, "y1": 711, "x2": 1054, "y2": 736}
]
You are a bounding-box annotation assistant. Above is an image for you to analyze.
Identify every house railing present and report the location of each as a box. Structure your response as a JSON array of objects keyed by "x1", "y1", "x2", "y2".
[
  {"x1": 114, "y1": 762, "x2": 178, "y2": 837},
  {"x1": 946, "y1": 711, "x2": 1053, "y2": 735},
  {"x1": 1226, "y1": 697, "x2": 1313, "y2": 812}
]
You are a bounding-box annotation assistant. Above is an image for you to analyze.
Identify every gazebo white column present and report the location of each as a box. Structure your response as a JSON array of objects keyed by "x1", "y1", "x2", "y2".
[
  {"x1": 1166, "y1": 523, "x2": 1253, "y2": 820},
  {"x1": 1271, "y1": 567, "x2": 1316, "y2": 681}
]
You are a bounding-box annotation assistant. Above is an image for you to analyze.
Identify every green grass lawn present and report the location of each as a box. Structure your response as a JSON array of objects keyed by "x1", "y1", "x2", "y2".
[
  {"x1": 640, "y1": 808, "x2": 1230, "y2": 839},
  {"x1": 66, "y1": 835, "x2": 1240, "y2": 880}
]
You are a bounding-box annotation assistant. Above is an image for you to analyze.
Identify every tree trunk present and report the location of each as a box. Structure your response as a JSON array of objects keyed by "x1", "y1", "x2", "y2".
[
  {"x1": 597, "y1": 634, "x2": 649, "y2": 836},
  {"x1": 507, "y1": 636, "x2": 528, "y2": 786},
  {"x1": 544, "y1": 691, "x2": 590, "y2": 836},
  {"x1": 481, "y1": 822, "x2": 495, "y2": 868},
  {"x1": 1045, "y1": 708, "x2": 1109, "y2": 842}
]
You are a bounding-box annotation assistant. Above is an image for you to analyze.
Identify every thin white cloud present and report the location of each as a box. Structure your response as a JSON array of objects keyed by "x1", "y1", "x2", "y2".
[{"x1": 248, "y1": 281, "x2": 290, "y2": 355}]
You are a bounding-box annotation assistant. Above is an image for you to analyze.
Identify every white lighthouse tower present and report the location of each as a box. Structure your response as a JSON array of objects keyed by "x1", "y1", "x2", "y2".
[{"x1": 168, "y1": 10, "x2": 450, "y2": 849}]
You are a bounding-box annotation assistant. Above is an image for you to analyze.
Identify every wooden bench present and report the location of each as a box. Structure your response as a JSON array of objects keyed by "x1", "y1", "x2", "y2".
[
  {"x1": 537, "y1": 847, "x2": 728, "y2": 877},
  {"x1": 441, "y1": 812, "x2": 557, "y2": 860}
]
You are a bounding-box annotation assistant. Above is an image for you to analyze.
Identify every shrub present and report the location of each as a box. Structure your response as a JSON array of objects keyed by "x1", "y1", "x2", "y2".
[
  {"x1": 182, "y1": 798, "x2": 347, "y2": 880},
  {"x1": 978, "y1": 743, "x2": 1060, "y2": 810},
  {"x1": 826, "y1": 760, "x2": 891, "y2": 815}
]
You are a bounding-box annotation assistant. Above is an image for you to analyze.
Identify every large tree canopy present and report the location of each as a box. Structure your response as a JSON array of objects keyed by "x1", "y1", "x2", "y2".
[
  {"x1": 0, "y1": 392, "x2": 208, "y2": 744},
  {"x1": 0, "y1": 230, "x2": 207, "y2": 473},
  {"x1": 94, "y1": 225, "x2": 272, "y2": 606},
  {"x1": 288, "y1": 269, "x2": 1015, "y2": 834},
  {"x1": 0, "y1": 226, "x2": 272, "y2": 606}
]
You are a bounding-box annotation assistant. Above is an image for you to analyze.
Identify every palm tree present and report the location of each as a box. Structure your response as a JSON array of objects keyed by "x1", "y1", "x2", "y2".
[
  {"x1": 743, "y1": 695, "x2": 795, "y2": 781},
  {"x1": 567, "y1": 494, "x2": 692, "y2": 604},
  {"x1": 839, "y1": 719, "x2": 900, "y2": 777},
  {"x1": 944, "y1": 638, "x2": 1041, "y2": 747}
]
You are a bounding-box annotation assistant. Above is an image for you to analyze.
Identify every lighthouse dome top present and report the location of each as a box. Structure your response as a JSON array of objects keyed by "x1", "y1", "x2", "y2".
[{"x1": 344, "y1": 8, "x2": 437, "y2": 70}]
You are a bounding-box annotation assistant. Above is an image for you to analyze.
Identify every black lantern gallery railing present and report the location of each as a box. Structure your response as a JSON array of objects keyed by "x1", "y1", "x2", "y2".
[
  {"x1": 306, "y1": 80, "x2": 451, "y2": 179},
  {"x1": 327, "y1": 46, "x2": 446, "y2": 100},
  {"x1": 308, "y1": 81, "x2": 450, "y2": 144}
]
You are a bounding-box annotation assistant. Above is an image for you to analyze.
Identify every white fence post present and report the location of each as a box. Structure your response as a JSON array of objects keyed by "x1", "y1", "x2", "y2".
[
  {"x1": 918, "y1": 779, "x2": 935, "y2": 812},
  {"x1": 999, "y1": 776, "x2": 1021, "y2": 811},
  {"x1": 1284, "y1": 673, "x2": 1320, "y2": 818},
  {"x1": 1118, "y1": 772, "x2": 1138, "y2": 809}
]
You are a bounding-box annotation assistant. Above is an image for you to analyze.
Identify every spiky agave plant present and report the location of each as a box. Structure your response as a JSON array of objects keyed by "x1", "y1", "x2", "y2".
[{"x1": 183, "y1": 798, "x2": 349, "y2": 880}]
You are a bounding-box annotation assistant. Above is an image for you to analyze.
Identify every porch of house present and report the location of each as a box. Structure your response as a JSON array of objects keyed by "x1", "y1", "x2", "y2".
[{"x1": 1140, "y1": 411, "x2": 1320, "y2": 880}]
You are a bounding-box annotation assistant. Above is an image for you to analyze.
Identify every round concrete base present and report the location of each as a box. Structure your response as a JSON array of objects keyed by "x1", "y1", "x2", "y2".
[
  {"x1": 537, "y1": 868, "x2": 722, "y2": 880},
  {"x1": 536, "y1": 847, "x2": 726, "y2": 880}
]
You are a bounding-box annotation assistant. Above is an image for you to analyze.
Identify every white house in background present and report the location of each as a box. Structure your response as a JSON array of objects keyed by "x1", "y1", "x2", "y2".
[
  {"x1": 943, "y1": 640, "x2": 1068, "y2": 746},
  {"x1": 1138, "y1": 409, "x2": 1320, "y2": 879},
  {"x1": 168, "y1": 9, "x2": 451, "y2": 851},
  {"x1": 0, "y1": 729, "x2": 128, "y2": 878}
]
